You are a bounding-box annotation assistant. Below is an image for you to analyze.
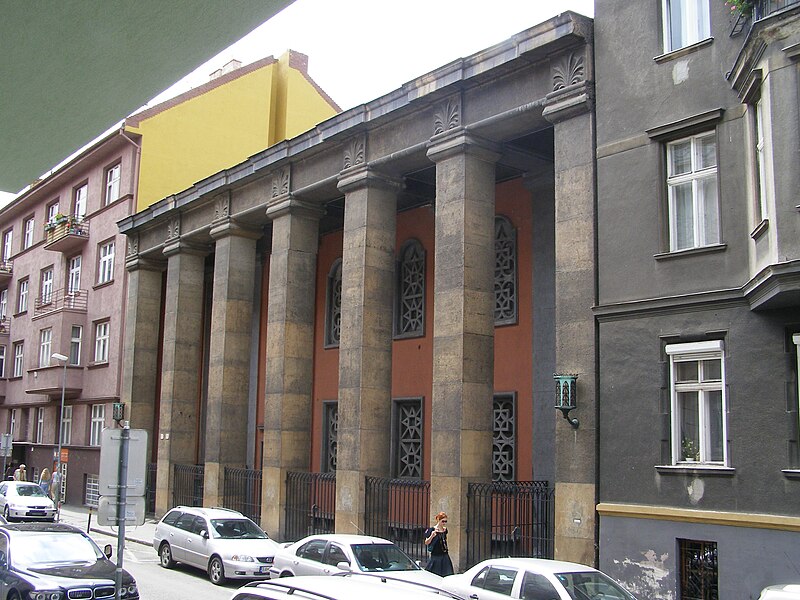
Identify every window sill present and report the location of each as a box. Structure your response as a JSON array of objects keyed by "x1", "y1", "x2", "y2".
[
  {"x1": 86, "y1": 361, "x2": 109, "y2": 370},
  {"x1": 654, "y1": 243, "x2": 727, "y2": 261},
  {"x1": 656, "y1": 464, "x2": 735, "y2": 475},
  {"x1": 654, "y1": 37, "x2": 714, "y2": 63},
  {"x1": 781, "y1": 469, "x2": 800, "y2": 480},
  {"x1": 750, "y1": 218, "x2": 769, "y2": 240},
  {"x1": 92, "y1": 280, "x2": 114, "y2": 291}
]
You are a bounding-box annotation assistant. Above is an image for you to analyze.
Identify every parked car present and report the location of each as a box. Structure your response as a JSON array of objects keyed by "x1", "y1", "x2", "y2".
[
  {"x1": 0, "y1": 522, "x2": 138, "y2": 599},
  {"x1": 153, "y1": 506, "x2": 280, "y2": 585},
  {"x1": 230, "y1": 575, "x2": 462, "y2": 600},
  {"x1": 0, "y1": 481, "x2": 56, "y2": 522},
  {"x1": 269, "y1": 533, "x2": 442, "y2": 585},
  {"x1": 439, "y1": 557, "x2": 638, "y2": 600},
  {"x1": 759, "y1": 584, "x2": 800, "y2": 599}
]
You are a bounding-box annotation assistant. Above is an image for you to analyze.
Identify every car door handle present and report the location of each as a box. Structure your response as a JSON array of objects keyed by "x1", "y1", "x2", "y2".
[
  {"x1": 470, "y1": 595, "x2": 479, "y2": 599},
  {"x1": 293, "y1": 560, "x2": 298, "y2": 565}
]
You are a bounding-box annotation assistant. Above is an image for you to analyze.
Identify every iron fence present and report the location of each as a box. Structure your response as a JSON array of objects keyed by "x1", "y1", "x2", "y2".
[
  {"x1": 732, "y1": 0, "x2": 800, "y2": 35},
  {"x1": 364, "y1": 476, "x2": 430, "y2": 564},
  {"x1": 285, "y1": 471, "x2": 335, "y2": 542},
  {"x1": 466, "y1": 481, "x2": 554, "y2": 569},
  {"x1": 173, "y1": 463, "x2": 204, "y2": 507},
  {"x1": 224, "y1": 467, "x2": 262, "y2": 525},
  {"x1": 146, "y1": 463, "x2": 157, "y2": 515}
]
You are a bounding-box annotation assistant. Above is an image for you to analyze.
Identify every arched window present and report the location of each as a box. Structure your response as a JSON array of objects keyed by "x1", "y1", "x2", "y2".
[
  {"x1": 324, "y1": 259, "x2": 342, "y2": 347},
  {"x1": 395, "y1": 240, "x2": 425, "y2": 338},
  {"x1": 494, "y1": 216, "x2": 517, "y2": 326}
]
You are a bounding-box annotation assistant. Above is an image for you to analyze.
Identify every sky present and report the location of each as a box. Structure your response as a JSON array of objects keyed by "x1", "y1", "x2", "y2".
[{"x1": 0, "y1": 0, "x2": 593, "y2": 207}]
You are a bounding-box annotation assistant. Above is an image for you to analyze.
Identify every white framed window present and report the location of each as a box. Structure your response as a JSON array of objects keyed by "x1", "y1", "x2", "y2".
[
  {"x1": 68, "y1": 256, "x2": 81, "y2": 294},
  {"x1": 2, "y1": 229, "x2": 12, "y2": 262},
  {"x1": 17, "y1": 279, "x2": 28, "y2": 313},
  {"x1": 74, "y1": 184, "x2": 87, "y2": 219},
  {"x1": 12, "y1": 342, "x2": 23, "y2": 378},
  {"x1": 90, "y1": 404, "x2": 105, "y2": 446},
  {"x1": 40, "y1": 267, "x2": 53, "y2": 305},
  {"x1": 69, "y1": 325, "x2": 82, "y2": 366},
  {"x1": 752, "y1": 98, "x2": 772, "y2": 224},
  {"x1": 9, "y1": 409, "x2": 16, "y2": 439},
  {"x1": 35, "y1": 407, "x2": 44, "y2": 444},
  {"x1": 47, "y1": 202, "x2": 59, "y2": 223},
  {"x1": 663, "y1": 0, "x2": 710, "y2": 53},
  {"x1": 0, "y1": 345, "x2": 6, "y2": 378},
  {"x1": 0, "y1": 288, "x2": 7, "y2": 320},
  {"x1": 667, "y1": 132, "x2": 719, "y2": 251},
  {"x1": 97, "y1": 241, "x2": 115, "y2": 284},
  {"x1": 94, "y1": 321, "x2": 109, "y2": 363},
  {"x1": 23, "y1": 217, "x2": 35, "y2": 249},
  {"x1": 39, "y1": 328, "x2": 52, "y2": 368},
  {"x1": 60, "y1": 405, "x2": 72, "y2": 446},
  {"x1": 666, "y1": 340, "x2": 727, "y2": 465},
  {"x1": 104, "y1": 163, "x2": 121, "y2": 205}
]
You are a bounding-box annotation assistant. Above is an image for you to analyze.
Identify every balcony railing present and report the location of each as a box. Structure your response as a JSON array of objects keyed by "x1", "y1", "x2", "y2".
[
  {"x1": 33, "y1": 287, "x2": 88, "y2": 317},
  {"x1": 0, "y1": 261, "x2": 11, "y2": 285},
  {"x1": 732, "y1": 0, "x2": 800, "y2": 35},
  {"x1": 0, "y1": 318, "x2": 9, "y2": 336},
  {"x1": 43, "y1": 217, "x2": 89, "y2": 253}
]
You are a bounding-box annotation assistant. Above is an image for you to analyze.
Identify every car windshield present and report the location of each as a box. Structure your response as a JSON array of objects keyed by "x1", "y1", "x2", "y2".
[
  {"x1": 11, "y1": 532, "x2": 103, "y2": 569},
  {"x1": 556, "y1": 571, "x2": 637, "y2": 600},
  {"x1": 13, "y1": 485, "x2": 47, "y2": 498},
  {"x1": 351, "y1": 543, "x2": 418, "y2": 572},
  {"x1": 210, "y1": 518, "x2": 268, "y2": 539}
]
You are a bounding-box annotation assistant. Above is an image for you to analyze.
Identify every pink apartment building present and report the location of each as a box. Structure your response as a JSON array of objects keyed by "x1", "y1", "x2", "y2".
[{"x1": 0, "y1": 128, "x2": 137, "y2": 505}]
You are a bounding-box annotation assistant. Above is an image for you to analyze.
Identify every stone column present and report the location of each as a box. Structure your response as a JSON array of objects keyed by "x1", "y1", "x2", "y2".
[
  {"x1": 203, "y1": 218, "x2": 261, "y2": 507},
  {"x1": 155, "y1": 233, "x2": 207, "y2": 515},
  {"x1": 261, "y1": 194, "x2": 322, "y2": 539},
  {"x1": 542, "y1": 47, "x2": 597, "y2": 566},
  {"x1": 121, "y1": 246, "x2": 164, "y2": 455},
  {"x1": 334, "y1": 164, "x2": 400, "y2": 534},
  {"x1": 427, "y1": 129, "x2": 499, "y2": 572}
]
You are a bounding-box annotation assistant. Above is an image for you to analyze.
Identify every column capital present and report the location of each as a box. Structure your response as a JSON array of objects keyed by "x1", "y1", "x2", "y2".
[
  {"x1": 426, "y1": 128, "x2": 501, "y2": 165},
  {"x1": 209, "y1": 218, "x2": 263, "y2": 241},
  {"x1": 542, "y1": 81, "x2": 594, "y2": 124},
  {"x1": 125, "y1": 255, "x2": 166, "y2": 273},
  {"x1": 265, "y1": 193, "x2": 325, "y2": 221},
  {"x1": 337, "y1": 164, "x2": 404, "y2": 195},
  {"x1": 162, "y1": 238, "x2": 210, "y2": 258}
]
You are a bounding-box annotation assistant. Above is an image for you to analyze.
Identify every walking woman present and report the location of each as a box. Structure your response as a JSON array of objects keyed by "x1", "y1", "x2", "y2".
[
  {"x1": 424, "y1": 511, "x2": 454, "y2": 576},
  {"x1": 38, "y1": 468, "x2": 52, "y2": 496}
]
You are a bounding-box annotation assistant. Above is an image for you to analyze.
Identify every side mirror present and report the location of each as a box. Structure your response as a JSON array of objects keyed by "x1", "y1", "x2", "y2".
[
  {"x1": 415, "y1": 560, "x2": 422, "y2": 567},
  {"x1": 0, "y1": 550, "x2": 7, "y2": 568},
  {"x1": 201, "y1": 530, "x2": 209, "y2": 539},
  {"x1": 103, "y1": 545, "x2": 113, "y2": 559},
  {"x1": 336, "y1": 561, "x2": 352, "y2": 571}
]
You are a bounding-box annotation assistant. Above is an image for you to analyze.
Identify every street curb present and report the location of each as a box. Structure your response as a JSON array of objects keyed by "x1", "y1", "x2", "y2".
[{"x1": 88, "y1": 526, "x2": 153, "y2": 548}]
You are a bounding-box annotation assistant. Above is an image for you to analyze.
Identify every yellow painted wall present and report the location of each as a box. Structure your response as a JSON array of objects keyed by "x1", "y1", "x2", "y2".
[{"x1": 128, "y1": 52, "x2": 339, "y2": 211}]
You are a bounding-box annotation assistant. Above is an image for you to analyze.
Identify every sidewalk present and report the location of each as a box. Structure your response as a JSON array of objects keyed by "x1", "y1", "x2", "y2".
[{"x1": 58, "y1": 504, "x2": 158, "y2": 548}]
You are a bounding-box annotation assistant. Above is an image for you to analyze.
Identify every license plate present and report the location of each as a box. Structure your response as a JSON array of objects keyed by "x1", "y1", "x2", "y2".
[
  {"x1": 259, "y1": 566, "x2": 270, "y2": 574},
  {"x1": 28, "y1": 511, "x2": 45, "y2": 516}
]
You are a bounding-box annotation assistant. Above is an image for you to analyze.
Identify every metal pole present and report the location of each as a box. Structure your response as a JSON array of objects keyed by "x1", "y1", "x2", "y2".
[
  {"x1": 55, "y1": 358, "x2": 67, "y2": 521},
  {"x1": 115, "y1": 424, "x2": 130, "y2": 600}
]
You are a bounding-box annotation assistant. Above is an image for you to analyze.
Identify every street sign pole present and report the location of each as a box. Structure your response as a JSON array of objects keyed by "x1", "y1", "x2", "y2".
[{"x1": 115, "y1": 424, "x2": 129, "y2": 600}]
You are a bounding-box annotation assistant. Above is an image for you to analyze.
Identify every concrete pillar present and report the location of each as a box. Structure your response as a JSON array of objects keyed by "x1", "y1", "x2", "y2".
[
  {"x1": 543, "y1": 47, "x2": 597, "y2": 566},
  {"x1": 334, "y1": 165, "x2": 401, "y2": 534},
  {"x1": 203, "y1": 220, "x2": 261, "y2": 507},
  {"x1": 261, "y1": 195, "x2": 322, "y2": 539},
  {"x1": 155, "y1": 237, "x2": 207, "y2": 515},
  {"x1": 426, "y1": 129, "x2": 500, "y2": 572},
  {"x1": 121, "y1": 251, "x2": 164, "y2": 456}
]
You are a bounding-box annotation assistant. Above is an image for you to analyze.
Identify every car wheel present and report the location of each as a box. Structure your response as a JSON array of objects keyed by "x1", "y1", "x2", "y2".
[
  {"x1": 159, "y1": 543, "x2": 175, "y2": 568},
  {"x1": 208, "y1": 556, "x2": 226, "y2": 585},
  {"x1": 2, "y1": 505, "x2": 9, "y2": 521},
  {"x1": 280, "y1": 571, "x2": 293, "y2": 578},
  {"x1": 7, "y1": 591, "x2": 20, "y2": 600}
]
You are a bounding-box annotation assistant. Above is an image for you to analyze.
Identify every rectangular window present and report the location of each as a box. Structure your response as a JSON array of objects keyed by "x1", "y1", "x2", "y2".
[
  {"x1": 84, "y1": 474, "x2": 100, "y2": 508},
  {"x1": 105, "y1": 163, "x2": 121, "y2": 205},
  {"x1": 60, "y1": 405, "x2": 72, "y2": 446},
  {"x1": 94, "y1": 321, "x2": 109, "y2": 363},
  {"x1": 2, "y1": 229, "x2": 12, "y2": 262},
  {"x1": 392, "y1": 398, "x2": 422, "y2": 479},
  {"x1": 23, "y1": 217, "x2": 35, "y2": 249},
  {"x1": 12, "y1": 342, "x2": 23, "y2": 378},
  {"x1": 666, "y1": 340, "x2": 727, "y2": 465},
  {"x1": 752, "y1": 99, "x2": 769, "y2": 223},
  {"x1": 679, "y1": 539, "x2": 718, "y2": 599},
  {"x1": 46, "y1": 201, "x2": 59, "y2": 223},
  {"x1": 70, "y1": 325, "x2": 82, "y2": 366},
  {"x1": 493, "y1": 394, "x2": 516, "y2": 481},
  {"x1": 74, "y1": 183, "x2": 87, "y2": 219},
  {"x1": 17, "y1": 278, "x2": 28, "y2": 313},
  {"x1": 322, "y1": 402, "x2": 338, "y2": 473},
  {"x1": 90, "y1": 404, "x2": 105, "y2": 446},
  {"x1": 667, "y1": 132, "x2": 719, "y2": 251},
  {"x1": 9, "y1": 409, "x2": 16, "y2": 438},
  {"x1": 663, "y1": 0, "x2": 710, "y2": 53},
  {"x1": 68, "y1": 256, "x2": 81, "y2": 294},
  {"x1": 39, "y1": 328, "x2": 52, "y2": 368},
  {"x1": 0, "y1": 345, "x2": 6, "y2": 378},
  {"x1": 0, "y1": 288, "x2": 7, "y2": 320},
  {"x1": 35, "y1": 407, "x2": 44, "y2": 444},
  {"x1": 40, "y1": 267, "x2": 53, "y2": 305},
  {"x1": 98, "y1": 241, "x2": 115, "y2": 284}
]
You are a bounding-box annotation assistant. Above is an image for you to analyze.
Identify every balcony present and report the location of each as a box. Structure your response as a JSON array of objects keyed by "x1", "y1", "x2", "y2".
[
  {"x1": 0, "y1": 261, "x2": 11, "y2": 285},
  {"x1": 731, "y1": 0, "x2": 800, "y2": 35},
  {"x1": 25, "y1": 364, "x2": 83, "y2": 397},
  {"x1": 43, "y1": 216, "x2": 89, "y2": 254},
  {"x1": 0, "y1": 317, "x2": 9, "y2": 337},
  {"x1": 33, "y1": 287, "x2": 88, "y2": 318}
]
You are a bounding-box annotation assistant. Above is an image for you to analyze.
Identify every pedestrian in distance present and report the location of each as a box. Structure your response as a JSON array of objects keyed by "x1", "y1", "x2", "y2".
[
  {"x1": 39, "y1": 467, "x2": 52, "y2": 496},
  {"x1": 423, "y1": 511, "x2": 454, "y2": 576},
  {"x1": 50, "y1": 469, "x2": 61, "y2": 502},
  {"x1": 13, "y1": 463, "x2": 27, "y2": 481}
]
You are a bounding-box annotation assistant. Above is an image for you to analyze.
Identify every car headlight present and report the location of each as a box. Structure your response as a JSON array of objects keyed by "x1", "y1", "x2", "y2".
[
  {"x1": 28, "y1": 591, "x2": 64, "y2": 600},
  {"x1": 120, "y1": 583, "x2": 138, "y2": 597},
  {"x1": 9, "y1": 503, "x2": 25, "y2": 510},
  {"x1": 231, "y1": 554, "x2": 255, "y2": 562}
]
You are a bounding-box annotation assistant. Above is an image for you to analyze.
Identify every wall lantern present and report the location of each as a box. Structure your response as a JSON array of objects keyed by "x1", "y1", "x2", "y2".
[{"x1": 554, "y1": 373, "x2": 579, "y2": 428}]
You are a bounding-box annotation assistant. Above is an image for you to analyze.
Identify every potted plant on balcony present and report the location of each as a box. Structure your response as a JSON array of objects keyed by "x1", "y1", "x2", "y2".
[
  {"x1": 725, "y1": 0, "x2": 755, "y2": 17},
  {"x1": 44, "y1": 213, "x2": 68, "y2": 233}
]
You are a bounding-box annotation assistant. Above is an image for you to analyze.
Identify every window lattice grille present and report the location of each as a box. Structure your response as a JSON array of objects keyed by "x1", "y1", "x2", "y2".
[
  {"x1": 324, "y1": 403, "x2": 338, "y2": 473},
  {"x1": 494, "y1": 217, "x2": 517, "y2": 325},
  {"x1": 493, "y1": 395, "x2": 516, "y2": 481},
  {"x1": 397, "y1": 241, "x2": 425, "y2": 337},
  {"x1": 325, "y1": 261, "x2": 342, "y2": 347},
  {"x1": 85, "y1": 474, "x2": 100, "y2": 508},
  {"x1": 679, "y1": 539, "x2": 718, "y2": 600},
  {"x1": 396, "y1": 400, "x2": 422, "y2": 479}
]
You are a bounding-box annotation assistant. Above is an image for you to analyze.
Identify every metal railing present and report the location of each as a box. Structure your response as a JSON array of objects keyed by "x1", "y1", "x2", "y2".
[
  {"x1": 285, "y1": 471, "x2": 335, "y2": 542},
  {"x1": 364, "y1": 476, "x2": 430, "y2": 564},
  {"x1": 224, "y1": 467, "x2": 262, "y2": 525},
  {"x1": 466, "y1": 481, "x2": 554, "y2": 569},
  {"x1": 173, "y1": 463, "x2": 204, "y2": 507},
  {"x1": 732, "y1": 0, "x2": 800, "y2": 35},
  {"x1": 145, "y1": 463, "x2": 157, "y2": 515},
  {"x1": 33, "y1": 287, "x2": 88, "y2": 316}
]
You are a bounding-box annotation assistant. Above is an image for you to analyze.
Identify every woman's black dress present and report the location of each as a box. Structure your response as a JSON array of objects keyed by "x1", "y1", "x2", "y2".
[{"x1": 424, "y1": 527, "x2": 454, "y2": 576}]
